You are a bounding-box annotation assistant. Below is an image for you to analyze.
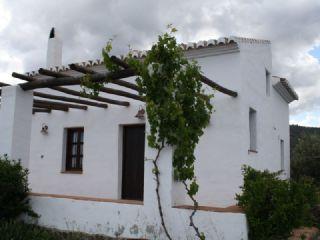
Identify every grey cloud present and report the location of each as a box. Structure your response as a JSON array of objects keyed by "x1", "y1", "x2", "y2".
[{"x1": 0, "y1": 0, "x2": 320, "y2": 123}]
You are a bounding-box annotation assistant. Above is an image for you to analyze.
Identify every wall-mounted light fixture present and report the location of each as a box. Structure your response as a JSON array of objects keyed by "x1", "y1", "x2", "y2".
[
  {"x1": 41, "y1": 123, "x2": 48, "y2": 134},
  {"x1": 135, "y1": 106, "x2": 145, "y2": 120}
]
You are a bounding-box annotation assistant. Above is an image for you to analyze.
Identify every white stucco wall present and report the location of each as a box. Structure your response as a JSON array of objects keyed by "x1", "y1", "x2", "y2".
[
  {"x1": 29, "y1": 104, "x2": 144, "y2": 198},
  {"x1": 0, "y1": 86, "x2": 33, "y2": 168},
  {"x1": 29, "y1": 143, "x2": 248, "y2": 240},
  {"x1": 173, "y1": 41, "x2": 290, "y2": 207}
]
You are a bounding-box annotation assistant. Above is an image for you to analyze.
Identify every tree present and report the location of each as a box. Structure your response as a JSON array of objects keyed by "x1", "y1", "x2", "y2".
[{"x1": 291, "y1": 134, "x2": 320, "y2": 185}]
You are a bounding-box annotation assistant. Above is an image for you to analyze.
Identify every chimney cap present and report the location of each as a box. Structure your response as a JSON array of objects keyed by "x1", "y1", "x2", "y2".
[{"x1": 49, "y1": 27, "x2": 55, "y2": 39}]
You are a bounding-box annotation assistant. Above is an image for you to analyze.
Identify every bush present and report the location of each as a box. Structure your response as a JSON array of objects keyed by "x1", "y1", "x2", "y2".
[
  {"x1": 0, "y1": 155, "x2": 36, "y2": 220},
  {"x1": 236, "y1": 166, "x2": 319, "y2": 240}
]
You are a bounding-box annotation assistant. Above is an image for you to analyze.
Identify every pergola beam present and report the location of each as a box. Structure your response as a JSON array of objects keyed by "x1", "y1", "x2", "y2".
[
  {"x1": 39, "y1": 68, "x2": 143, "y2": 102},
  {"x1": 18, "y1": 69, "x2": 135, "y2": 90},
  {"x1": 34, "y1": 99, "x2": 88, "y2": 110},
  {"x1": 12, "y1": 73, "x2": 130, "y2": 106}
]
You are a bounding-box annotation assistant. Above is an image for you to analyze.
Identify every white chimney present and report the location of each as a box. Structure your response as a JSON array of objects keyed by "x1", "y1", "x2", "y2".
[{"x1": 46, "y1": 27, "x2": 62, "y2": 68}]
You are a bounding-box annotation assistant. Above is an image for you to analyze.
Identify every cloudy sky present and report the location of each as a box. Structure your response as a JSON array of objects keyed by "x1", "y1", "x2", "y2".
[{"x1": 0, "y1": 0, "x2": 319, "y2": 126}]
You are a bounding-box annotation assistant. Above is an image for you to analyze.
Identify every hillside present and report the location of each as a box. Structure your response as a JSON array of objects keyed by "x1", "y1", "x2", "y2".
[{"x1": 290, "y1": 124, "x2": 320, "y2": 155}]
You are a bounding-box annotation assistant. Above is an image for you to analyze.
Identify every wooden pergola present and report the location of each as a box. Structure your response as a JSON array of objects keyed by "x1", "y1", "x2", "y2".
[{"x1": 0, "y1": 56, "x2": 238, "y2": 114}]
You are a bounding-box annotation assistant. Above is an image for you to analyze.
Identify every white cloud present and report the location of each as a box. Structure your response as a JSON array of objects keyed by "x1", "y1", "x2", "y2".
[
  {"x1": 290, "y1": 110, "x2": 320, "y2": 127},
  {"x1": 0, "y1": 0, "x2": 319, "y2": 126},
  {"x1": 0, "y1": 1, "x2": 11, "y2": 32}
]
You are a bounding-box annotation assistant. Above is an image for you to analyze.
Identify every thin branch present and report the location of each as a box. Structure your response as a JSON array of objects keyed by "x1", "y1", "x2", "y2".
[
  {"x1": 182, "y1": 181, "x2": 203, "y2": 240},
  {"x1": 152, "y1": 143, "x2": 173, "y2": 240}
]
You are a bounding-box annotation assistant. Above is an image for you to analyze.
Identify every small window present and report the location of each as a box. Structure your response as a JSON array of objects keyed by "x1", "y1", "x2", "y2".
[
  {"x1": 266, "y1": 69, "x2": 270, "y2": 96},
  {"x1": 249, "y1": 108, "x2": 257, "y2": 151},
  {"x1": 66, "y1": 128, "x2": 84, "y2": 172},
  {"x1": 280, "y1": 139, "x2": 284, "y2": 170}
]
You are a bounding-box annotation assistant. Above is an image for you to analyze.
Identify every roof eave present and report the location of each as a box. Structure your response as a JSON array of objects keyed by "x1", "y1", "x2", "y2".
[{"x1": 273, "y1": 78, "x2": 298, "y2": 103}]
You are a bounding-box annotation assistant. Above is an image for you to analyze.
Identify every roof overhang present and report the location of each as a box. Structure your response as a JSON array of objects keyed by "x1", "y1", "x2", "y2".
[{"x1": 273, "y1": 77, "x2": 298, "y2": 103}]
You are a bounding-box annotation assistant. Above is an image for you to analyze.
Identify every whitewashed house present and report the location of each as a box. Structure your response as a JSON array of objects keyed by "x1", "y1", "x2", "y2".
[{"x1": 0, "y1": 29, "x2": 298, "y2": 239}]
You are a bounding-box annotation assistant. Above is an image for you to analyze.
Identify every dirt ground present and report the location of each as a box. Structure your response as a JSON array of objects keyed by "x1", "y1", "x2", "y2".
[{"x1": 289, "y1": 227, "x2": 319, "y2": 240}]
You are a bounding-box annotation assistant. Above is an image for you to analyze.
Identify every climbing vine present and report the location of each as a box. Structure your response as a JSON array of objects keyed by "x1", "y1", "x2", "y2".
[{"x1": 83, "y1": 26, "x2": 213, "y2": 239}]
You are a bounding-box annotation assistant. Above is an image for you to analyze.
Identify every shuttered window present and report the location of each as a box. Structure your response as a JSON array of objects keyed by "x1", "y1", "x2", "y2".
[{"x1": 66, "y1": 128, "x2": 84, "y2": 171}]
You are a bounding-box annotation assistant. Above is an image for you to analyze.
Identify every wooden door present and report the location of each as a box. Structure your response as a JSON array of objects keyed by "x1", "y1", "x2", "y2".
[{"x1": 121, "y1": 124, "x2": 145, "y2": 201}]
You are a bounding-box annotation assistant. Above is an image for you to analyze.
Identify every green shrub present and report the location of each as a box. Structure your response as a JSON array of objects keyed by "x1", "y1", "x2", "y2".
[
  {"x1": 236, "y1": 166, "x2": 319, "y2": 240},
  {"x1": 0, "y1": 155, "x2": 36, "y2": 220}
]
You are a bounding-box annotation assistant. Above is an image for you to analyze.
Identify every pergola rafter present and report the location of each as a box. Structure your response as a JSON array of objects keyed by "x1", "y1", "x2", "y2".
[
  {"x1": 33, "y1": 102, "x2": 68, "y2": 112},
  {"x1": 34, "y1": 92, "x2": 108, "y2": 109},
  {"x1": 32, "y1": 108, "x2": 52, "y2": 114},
  {"x1": 33, "y1": 99, "x2": 88, "y2": 110}
]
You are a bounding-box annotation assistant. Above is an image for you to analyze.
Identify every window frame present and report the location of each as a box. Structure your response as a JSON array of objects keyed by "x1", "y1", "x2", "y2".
[{"x1": 65, "y1": 127, "x2": 84, "y2": 172}]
